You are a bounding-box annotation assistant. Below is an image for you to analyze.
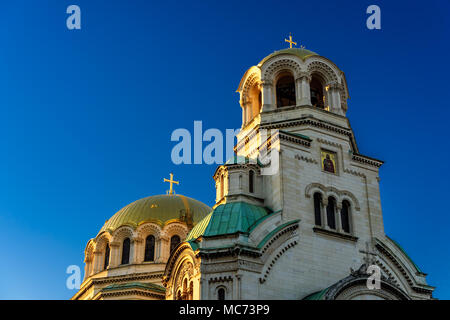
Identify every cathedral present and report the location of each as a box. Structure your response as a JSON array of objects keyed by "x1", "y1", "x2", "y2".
[{"x1": 72, "y1": 42, "x2": 435, "y2": 300}]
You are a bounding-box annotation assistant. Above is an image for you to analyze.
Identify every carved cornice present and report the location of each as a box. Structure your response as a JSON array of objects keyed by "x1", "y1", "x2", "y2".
[
  {"x1": 198, "y1": 244, "x2": 261, "y2": 259},
  {"x1": 352, "y1": 154, "x2": 384, "y2": 168},
  {"x1": 279, "y1": 131, "x2": 311, "y2": 147},
  {"x1": 97, "y1": 289, "x2": 165, "y2": 300}
]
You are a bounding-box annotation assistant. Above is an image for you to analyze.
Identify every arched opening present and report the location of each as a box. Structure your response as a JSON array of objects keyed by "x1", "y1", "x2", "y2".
[
  {"x1": 341, "y1": 200, "x2": 351, "y2": 233},
  {"x1": 249, "y1": 170, "x2": 254, "y2": 193},
  {"x1": 310, "y1": 75, "x2": 325, "y2": 109},
  {"x1": 326, "y1": 197, "x2": 336, "y2": 230},
  {"x1": 170, "y1": 235, "x2": 181, "y2": 253},
  {"x1": 103, "y1": 243, "x2": 110, "y2": 270},
  {"x1": 144, "y1": 235, "x2": 155, "y2": 262},
  {"x1": 217, "y1": 288, "x2": 226, "y2": 300},
  {"x1": 121, "y1": 238, "x2": 130, "y2": 265},
  {"x1": 276, "y1": 73, "x2": 296, "y2": 108},
  {"x1": 313, "y1": 193, "x2": 322, "y2": 226}
]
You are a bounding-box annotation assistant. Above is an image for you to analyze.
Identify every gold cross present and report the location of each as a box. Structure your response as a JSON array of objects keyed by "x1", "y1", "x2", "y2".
[
  {"x1": 164, "y1": 173, "x2": 179, "y2": 195},
  {"x1": 285, "y1": 33, "x2": 297, "y2": 48}
]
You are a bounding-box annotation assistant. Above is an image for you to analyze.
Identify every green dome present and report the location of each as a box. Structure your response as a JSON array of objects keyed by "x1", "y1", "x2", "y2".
[
  {"x1": 186, "y1": 202, "x2": 272, "y2": 241},
  {"x1": 99, "y1": 194, "x2": 212, "y2": 234},
  {"x1": 258, "y1": 47, "x2": 318, "y2": 66}
]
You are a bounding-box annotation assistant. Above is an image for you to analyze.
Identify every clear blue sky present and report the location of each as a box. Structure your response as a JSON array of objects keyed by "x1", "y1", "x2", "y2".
[{"x1": 0, "y1": 0, "x2": 448, "y2": 299}]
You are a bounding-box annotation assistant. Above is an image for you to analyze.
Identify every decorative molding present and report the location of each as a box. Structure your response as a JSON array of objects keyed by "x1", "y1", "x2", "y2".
[
  {"x1": 208, "y1": 275, "x2": 233, "y2": 284},
  {"x1": 343, "y1": 168, "x2": 366, "y2": 178},
  {"x1": 294, "y1": 154, "x2": 317, "y2": 164},
  {"x1": 307, "y1": 61, "x2": 338, "y2": 83},
  {"x1": 260, "y1": 238, "x2": 298, "y2": 283},
  {"x1": 262, "y1": 57, "x2": 302, "y2": 81},
  {"x1": 261, "y1": 224, "x2": 299, "y2": 255},
  {"x1": 317, "y1": 137, "x2": 340, "y2": 148},
  {"x1": 137, "y1": 223, "x2": 162, "y2": 240}
]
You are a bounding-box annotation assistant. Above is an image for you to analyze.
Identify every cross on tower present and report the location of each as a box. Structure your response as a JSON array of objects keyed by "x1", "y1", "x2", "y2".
[
  {"x1": 164, "y1": 173, "x2": 179, "y2": 195},
  {"x1": 284, "y1": 33, "x2": 297, "y2": 48}
]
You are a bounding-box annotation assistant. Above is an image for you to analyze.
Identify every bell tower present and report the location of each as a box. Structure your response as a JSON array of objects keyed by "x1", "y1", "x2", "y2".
[{"x1": 170, "y1": 41, "x2": 435, "y2": 300}]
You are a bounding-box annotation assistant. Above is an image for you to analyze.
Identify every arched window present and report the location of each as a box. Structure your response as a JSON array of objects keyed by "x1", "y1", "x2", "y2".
[
  {"x1": 326, "y1": 197, "x2": 336, "y2": 230},
  {"x1": 313, "y1": 193, "x2": 322, "y2": 226},
  {"x1": 170, "y1": 235, "x2": 181, "y2": 253},
  {"x1": 276, "y1": 73, "x2": 296, "y2": 107},
  {"x1": 249, "y1": 170, "x2": 254, "y2": 193},
  {"x1": 310, "y1": 76, "x2": 325, "y2": 109},
  {"x1": 217, "y1": 288, "x2": 226, "y2": 300},
  {"x1": 121, "y1": 238, "x2": 130, "y2": 265},
  {"x1": 341, "y1": 200, "x2": 351, "y2": 233},
  {"x1": 103, "y1": 243, "x2": 110, "y2": 270},
  {"x1": 144, "y1": 235, "x2": 155, "y2": 262}
]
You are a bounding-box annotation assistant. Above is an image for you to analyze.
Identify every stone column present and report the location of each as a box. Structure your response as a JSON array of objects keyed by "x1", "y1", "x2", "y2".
[
  {"x1": 131, "y1": 238, "x2": 142, "y2": 264},
  {"x1": 325, "y1": 86, "x2": 332, "y2": 111},
  {"x1": 243, "y1": 101, "x2": 251, "y2": 124},
  {"x1": 296, "y1": 72, "x2": 311, "y2": 105},
  {"x1": 234, "y1": 274, "x2": 242, "y2": 300},
  {"x1": 326, "y1": 82, "x2": 341, "y2": 114},
  {"x1": 84, "y1": 257, "x2": 92, "y2": 279},
  {"x1": 109, "y1": 241, "x2": 120, "y2": 268},
  {"x1": 336, "y1": 202, "x2": 343, "y2": 233},
  {"x1": 261, "y1": 81, "x2": 274, "y2": 112},
  {"x1": 159, "y1": 235, "x2": 170, "y2": 263},
  {"x1": 200, "y1": 276, "x2": 209, "y2": 300},
  {"x1": 322, "y1": 197, "x2": 328, "y2": 229},
  {"x1": 240, "y1": 101, "x2": 246, "y2": 126},
  {"x1": 93, "y1": 250, "x2": 102, "y2": 273}
]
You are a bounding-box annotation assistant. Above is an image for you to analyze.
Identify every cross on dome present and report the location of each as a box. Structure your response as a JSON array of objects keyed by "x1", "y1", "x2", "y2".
[
  {"x1": 164, "y1": 173, "x2": 179, "y2": 195},
  {"x1": 284, "y1": 33, "x2": 297, "y2": 48}
]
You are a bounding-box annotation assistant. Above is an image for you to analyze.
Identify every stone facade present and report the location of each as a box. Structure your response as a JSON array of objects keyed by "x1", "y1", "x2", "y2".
[{"x1": 163, "y1": 48, "x2": 435, "y2": 300}]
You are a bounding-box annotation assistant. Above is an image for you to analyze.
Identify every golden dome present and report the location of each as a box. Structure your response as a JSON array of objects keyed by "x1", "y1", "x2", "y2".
[{"x1": 98, "y1": 194, "x2": 212, "y2": 234}]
